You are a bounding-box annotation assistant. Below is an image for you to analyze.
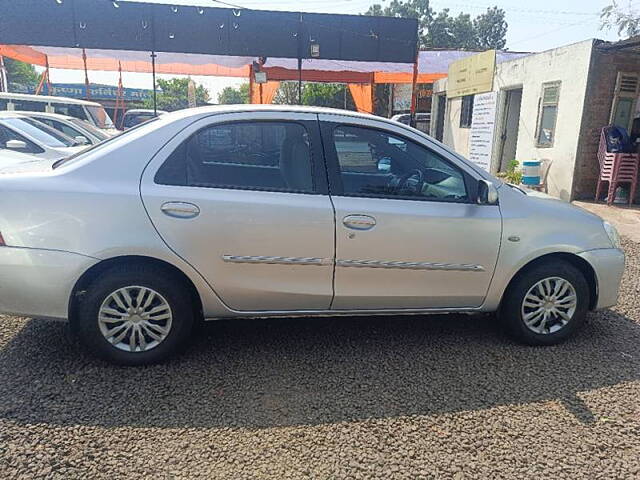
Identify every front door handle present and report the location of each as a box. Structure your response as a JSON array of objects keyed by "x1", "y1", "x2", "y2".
[
  {"x1": 343, "y1": 214, "x2": 376, "y2": 231},
  {"x1": 161, "y1": 202, "x2": 200, "y2": 219}
]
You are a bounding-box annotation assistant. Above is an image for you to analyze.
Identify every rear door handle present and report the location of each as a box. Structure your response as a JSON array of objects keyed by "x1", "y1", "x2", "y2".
[
  {"x1": 343, "y1": 214, "x2": 376, "y2": 231},
  {"x1": 161, "y1": 202, "x2": 200, "y2": 219}
]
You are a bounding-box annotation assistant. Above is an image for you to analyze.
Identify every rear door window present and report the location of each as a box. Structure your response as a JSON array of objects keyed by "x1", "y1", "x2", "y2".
[
  {"x1": 155, "y1": 121, "x2": 316, "y2": 193},
  {"x1": 10, "y1": 100, "x2": 47, "y2": 112}
]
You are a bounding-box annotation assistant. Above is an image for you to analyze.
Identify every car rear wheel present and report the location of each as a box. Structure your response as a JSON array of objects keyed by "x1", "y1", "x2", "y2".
[
  {"x1": 76, "y1": 264, "x2": 194, "y2": 365},
  {"x1": 500, "y1": 260, "x2": 590, "y2": 345}
]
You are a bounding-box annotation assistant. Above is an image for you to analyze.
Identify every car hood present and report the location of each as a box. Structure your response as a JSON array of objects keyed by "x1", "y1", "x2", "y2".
[{"x1": 521, "y1": 187, "x2": 604, "y2": 221}]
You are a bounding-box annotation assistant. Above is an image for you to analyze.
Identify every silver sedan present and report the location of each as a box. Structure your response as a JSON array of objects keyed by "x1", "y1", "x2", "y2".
[{"x1": 0, "y1": 106, "x2": 625, "y2": 365}]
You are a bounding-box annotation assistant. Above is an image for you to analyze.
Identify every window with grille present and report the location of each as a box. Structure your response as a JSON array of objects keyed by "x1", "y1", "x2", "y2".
[{"x1": 536, "y1": 82, "x2": 561, "y2": 147}]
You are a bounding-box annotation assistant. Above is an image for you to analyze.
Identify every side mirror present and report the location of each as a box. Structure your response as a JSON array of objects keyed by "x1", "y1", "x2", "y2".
[
  {"x1": 378, "y1": 157, "x2": 392, "y2": 173},
  {"x1": 74, "y1": 135, "x2": 89, "y2": 145},
  {"x1": 477, "y1": 179, "x2": 499, "y2": 205},
  {"x1": 5, "y1": 139, "x2": 28, "y2": 150}
]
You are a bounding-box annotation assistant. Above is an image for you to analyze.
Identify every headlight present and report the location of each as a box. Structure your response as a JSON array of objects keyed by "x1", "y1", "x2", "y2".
[{"x1": 603, "y1": 221, "x2": 622, "y2": 249}]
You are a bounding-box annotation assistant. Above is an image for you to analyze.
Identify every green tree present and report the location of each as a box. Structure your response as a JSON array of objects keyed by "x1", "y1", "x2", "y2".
[
  {"x1": 274, "y1": 82, "x2": 354, "y2": 109},
  {"x1": 217, "y1": 83, "x2": 249, "y2": 104},
  {"x1": 365, "y1": 0, "x2": 432, "y2": 43},
  {"x1": 365, "y1": 0, "x2": 508, "y2": 50},
  {"x1": 4, "y1": 58, "x2": 39, "y2": 90},
  {"x1": 143, "y1": 78, "x2": 209, "y2": 112},
  {"x1": 601, "y1": 0, "x2": 640, "y2": 37},
  {"x1": 302, "y1": 83, "x2": 347, "y2": 108},
  {"x1": 474, "y1": 7, "x2": 508, "y2": 50},
  {"x1": 273, "y1": 81, "x2": 300, "y2": 105}
]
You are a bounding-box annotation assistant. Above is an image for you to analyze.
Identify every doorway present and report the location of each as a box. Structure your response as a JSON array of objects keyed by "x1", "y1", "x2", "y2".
[
  {"x1": 434, "y1": 94, "x2": 447, "y2": 141},
  {"x1": 498, "y1": 88, "x2": 523, "y2": 172}
]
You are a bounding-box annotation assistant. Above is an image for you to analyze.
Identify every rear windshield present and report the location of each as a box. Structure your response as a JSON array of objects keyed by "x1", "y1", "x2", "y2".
[
  {"x1": 2, "y1": 117, "x2": 75, "y2": 147},
  {"x1": 70, "y1": 118, "x2": 109, "y2": 140},
  {"x1": 124, "y1": 113, "x2": 155, "y2": 129},
  {"x1": 86, "y1": 105, "x2": 115, "y2": 129}
]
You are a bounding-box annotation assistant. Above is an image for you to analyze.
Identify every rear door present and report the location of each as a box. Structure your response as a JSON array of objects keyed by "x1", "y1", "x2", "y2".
[
  {"x1": 319, "y1": 114, "x2": 502, "y2": 310},
  {"x1": 141, "y1": 111, "x2": 335, "y2": 312}
]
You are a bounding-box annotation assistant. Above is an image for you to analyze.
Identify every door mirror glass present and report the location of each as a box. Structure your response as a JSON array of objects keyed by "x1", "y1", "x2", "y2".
[
  {"x1": 477, "y1": 179, "x2": 499, "y2": 205},
  {"x1": 5, "y1": 139, "x2": 28, "y2": 150},
  {"x1": 377, "y1": 157, "x2": 392, "y2": 173}
]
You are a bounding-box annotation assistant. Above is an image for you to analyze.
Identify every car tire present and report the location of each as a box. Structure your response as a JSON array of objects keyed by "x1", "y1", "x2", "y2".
[
  {"x1": 76, "y1": 263, "x2": 195, "y2": 365},
  {"x1": 500, "y1": 260, "x2": 590, "y2": 346}
]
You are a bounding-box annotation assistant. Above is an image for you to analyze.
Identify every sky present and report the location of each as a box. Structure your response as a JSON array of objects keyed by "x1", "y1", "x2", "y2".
[{"x1": 49, "y1": 0, "x2": 627, "y2": 100}]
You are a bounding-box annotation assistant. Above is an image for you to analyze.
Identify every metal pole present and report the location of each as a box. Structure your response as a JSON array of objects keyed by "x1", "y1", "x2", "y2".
[
  {"x1": 151, "y1": 51, "x2": 157, "y2": 116},
  {"x1": 297, "y1": 57, "x2": 302, "y2": 105},
  {"x1": 82, "y1": 49, "x2": 90, "y2": 100},
  {"x1": 297, "y1": 13, "x2": 303, "y2": 105},
  {"x1": 0, "y1": 56, "x2": 7, "y2": 93},
  {"x1": 409, "y1": 52, "x2": 419, "y2": 128}
]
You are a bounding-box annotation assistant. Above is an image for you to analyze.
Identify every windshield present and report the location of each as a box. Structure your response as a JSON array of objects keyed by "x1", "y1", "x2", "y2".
[
  {"x1": 3, "y1": 117, "x2": 76, "y2": 147},
  {"x1": 53, "y1": 117, "x2": 159, "y2": 169},
  {"x1": 70, "y1": 118, "x2": 109, "y2": 140},
  {"x1": 86, "y1": 105, "x2": 115, "y2": 129}
]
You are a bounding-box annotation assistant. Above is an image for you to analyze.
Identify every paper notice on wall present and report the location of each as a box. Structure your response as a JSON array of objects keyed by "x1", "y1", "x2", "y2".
[{"x1": 469, "y1": 92, "x2": 497, "y2": 172}]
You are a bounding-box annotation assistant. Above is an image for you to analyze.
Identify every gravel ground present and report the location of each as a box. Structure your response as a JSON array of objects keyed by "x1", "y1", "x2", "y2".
[{"x1": 0, "y1": 241, "x2": 639, "y2": 479}]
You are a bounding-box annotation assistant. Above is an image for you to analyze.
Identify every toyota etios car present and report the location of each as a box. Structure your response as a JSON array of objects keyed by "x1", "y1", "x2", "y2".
[{"x1": 0, "y1": 106, "x2": 625, "y2": 364}]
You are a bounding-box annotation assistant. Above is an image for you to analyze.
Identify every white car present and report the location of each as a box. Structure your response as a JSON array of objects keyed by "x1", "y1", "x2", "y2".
[
  {"x1": 17, "y1": 111, "x2": 111, "y2": 145},
  {"x1": 0, "y1": 112, "x2": 87, "y2": 161},
  {"x1": 0, "y1": 106, "x2": 625, "y2": 366},
  {"x1": 0, "y1": 149, "x2": 52, "y2": 173},
  {"x1": 0, "y1": 92, "x2": 117, "y2": 134}
]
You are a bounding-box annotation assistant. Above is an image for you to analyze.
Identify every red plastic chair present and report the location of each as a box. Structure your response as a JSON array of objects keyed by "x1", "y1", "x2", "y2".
[{"x1": 595, "y1": 126, "x2": 639, "y2": 205}]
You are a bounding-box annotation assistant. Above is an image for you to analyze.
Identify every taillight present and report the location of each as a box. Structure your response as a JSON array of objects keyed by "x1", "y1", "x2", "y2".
[{"x1": 0, "y1": 232, "x2": 6, "y2": 246}]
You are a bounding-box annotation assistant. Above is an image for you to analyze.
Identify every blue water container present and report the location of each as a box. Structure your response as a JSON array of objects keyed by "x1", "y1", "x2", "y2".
[{"x1": 522, "y1": 160, "x2": 541, "y2": 186}]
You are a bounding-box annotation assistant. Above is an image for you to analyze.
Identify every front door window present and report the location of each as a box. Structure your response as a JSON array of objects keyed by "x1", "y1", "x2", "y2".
[{"x1": 333, "y1": 125, "x2": 468, "y2": 202}]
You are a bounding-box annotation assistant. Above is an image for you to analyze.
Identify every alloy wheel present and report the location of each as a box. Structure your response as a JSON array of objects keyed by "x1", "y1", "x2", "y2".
[
  {"x1": 521, "y1": 277, "x2": 577, "y2": 335},
  {"x1": 98, "y1": 286, "x2": 173, "y2": 353}
]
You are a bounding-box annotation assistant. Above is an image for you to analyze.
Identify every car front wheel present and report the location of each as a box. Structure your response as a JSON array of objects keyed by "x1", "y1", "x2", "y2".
[
  {"x1": 76, "y1": 264, "x2": 195, "y2": 365},
  {"x1": 500, "y1": 260, "x2": 590, "y2": 345}
]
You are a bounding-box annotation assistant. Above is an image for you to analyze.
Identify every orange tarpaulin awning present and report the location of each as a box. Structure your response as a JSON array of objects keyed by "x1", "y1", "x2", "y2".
[{"x1": 0, "y1": 45, "x2": 251, "y2": 77}]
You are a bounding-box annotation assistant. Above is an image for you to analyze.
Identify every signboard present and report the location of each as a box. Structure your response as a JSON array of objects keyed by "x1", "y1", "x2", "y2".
[
  {"x1": 13, "y1": 83, "x2": 151, "y2": 102},
  {"x1": 468, "y1": 92, "x2": 497, "y2": 172},
  {"x1": 447, "y1": 50, "x2": 496, "y2": 98}
]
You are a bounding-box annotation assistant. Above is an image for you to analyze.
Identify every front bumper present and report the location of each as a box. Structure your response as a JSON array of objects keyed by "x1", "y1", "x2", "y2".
[
  {"x1": 578, "y1": 248, "x2": 625, "y2": 310},
  {"x1": 0, "y1": 247, "x2": 98, "y2": 320}
]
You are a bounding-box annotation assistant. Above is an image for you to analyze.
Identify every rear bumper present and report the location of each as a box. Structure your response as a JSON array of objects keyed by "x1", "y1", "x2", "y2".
[
  {"x1": 0, "y1": 247, "x2": 98, "y2": 320},
  {"x1": 578, "y1": 248, "x2": 625, "y2": 310}
]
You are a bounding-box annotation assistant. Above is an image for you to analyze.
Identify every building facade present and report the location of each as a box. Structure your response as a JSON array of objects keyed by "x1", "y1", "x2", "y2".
[{"x1": 431, "y1": 39, "x2": 640, "y2": 203}]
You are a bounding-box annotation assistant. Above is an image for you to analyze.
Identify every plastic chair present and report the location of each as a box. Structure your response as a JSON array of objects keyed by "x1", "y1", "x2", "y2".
[{"x1": 595, "y1": 126, "x2": 639, "y2": 205}]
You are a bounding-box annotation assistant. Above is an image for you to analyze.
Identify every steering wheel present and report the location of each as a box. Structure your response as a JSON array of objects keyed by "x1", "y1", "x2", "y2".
[{"x1": 395, "y1": 169, "x2": 424, "y2": 195}]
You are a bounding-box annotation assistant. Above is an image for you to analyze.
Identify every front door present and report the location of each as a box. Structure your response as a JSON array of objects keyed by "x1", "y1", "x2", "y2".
[
  {"x1": 319, "y1": 114, "x2": 502, "y2": 310},
  {"x1": 141, "y1": 112, "x2": 335, "y2": 312}
]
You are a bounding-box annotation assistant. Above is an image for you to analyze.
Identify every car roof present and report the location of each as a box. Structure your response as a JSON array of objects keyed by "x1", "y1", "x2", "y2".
[
  {"x1": 159, "y1": 104, "x2": 403, "y2": 127},
  {"x1": 125, "y1": 109, "x2": 168, "y2": 115},
  {"x1": 0, "y1": 92, "x2": 103, "y2": 107},
  {"x1": 11, "y1": 111, "x2": 75, "y2": 121}
]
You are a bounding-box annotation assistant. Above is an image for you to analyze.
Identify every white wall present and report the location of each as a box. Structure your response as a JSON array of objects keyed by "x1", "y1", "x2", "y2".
[
  {"x1": 493, "y1": 40, "x2": 594, "y2": 200},
  {"x1": 433, "y1": 78, "x2": 472, "y2": 157},
  {"x1": 432, "y1": 40, "x2": 594, "y2": 200}
]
